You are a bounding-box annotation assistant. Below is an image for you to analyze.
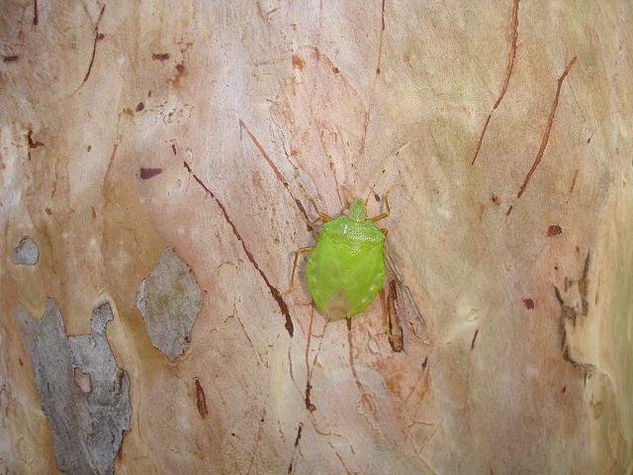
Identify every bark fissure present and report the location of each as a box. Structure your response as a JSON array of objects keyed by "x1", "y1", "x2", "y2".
[
  {"x1": 183, "y1": 161, "x2": 294, "y2": 336},
  {"x1": 239, "y1": 119, "x2": 312, "y2": 226},
  {"x1": 471, "y1": 0, "x2": 520, "y2": 165},
  {"x1": 194, "y1": 378, "x2": 208, "y2": 418},
  {"x1": 359, "y1": 0, "x2": 387, "y2": 157},
  {"x1": 74, "y1": 4, "x2": 106, "y2": 93},
  {"x1": 470, "y1": 328, "x2": 479, "y2": 350},
  {"x1": 507, "y1": 56, "x2": 577, "y2": 214},
  {"x1": 287, "y1": 423, "x2": 303, "y2": 473},
  {"x1": 386, "y1": 280, "x2": 404, "y2": 352}
]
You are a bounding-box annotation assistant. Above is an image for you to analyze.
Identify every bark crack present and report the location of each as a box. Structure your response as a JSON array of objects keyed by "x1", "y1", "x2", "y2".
[
  {"x1": 568, "y1": 168, "x2": 579, "y2": 194},
  {"x1": 346, "y1": 319, "x2": 364, "y2": 394},
  {"x1": 194, "y1": 378, "x2": 208, "y2": 418},
  {"x1": 239, "y1": 119, "x2": 312, "y2": 226},
  {"x1": 506, "y1": 56, "x2": 577, "y2": 215},
  {"x1": 470, "y1": 328, "x2": 479, "y2": 350},
  {"x1": 328, "y1": 441, "x2": 353, "y2": 475},
  {"x1": 246, "y1": 407, "x2": 267, "y2": 474},
  {"x1": 554, "y1": 251, "x2": 595, "y2": 374},
  {"x1": 471, "y1": 0, "x2": 520, "y2": 166},
  {"x1": 74, "y1": 4, "x2": 106, "y2": 94},
  {"x1": 386, "y1": 280, "x2": 404, "y2": 352},
  {"x1": 359, "y1": 0, "x2": 387, "y2": 157},
  {"x1": 287, "y1": 423, "x2": 303, "y2": 473},
  {"x1": 235, "y1": 310, "x2": 267, "y2": 367},
  {"x1": 183, "y1": 161, "x2": 294, "y2": 336}
]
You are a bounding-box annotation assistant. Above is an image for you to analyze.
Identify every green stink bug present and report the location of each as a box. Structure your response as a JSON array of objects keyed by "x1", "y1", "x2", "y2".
[{"x1": 290, "y1": 197, "x2": 390, "y2": 320}]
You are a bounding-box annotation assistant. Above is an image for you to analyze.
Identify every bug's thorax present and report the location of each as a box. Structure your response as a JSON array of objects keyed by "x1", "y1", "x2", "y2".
[
  {"x1": 321, "y1": 215, "x2": 384, "y2": 245},
  {"x1": 347, "y1": 199, "x2": 367, "y2": 222}
]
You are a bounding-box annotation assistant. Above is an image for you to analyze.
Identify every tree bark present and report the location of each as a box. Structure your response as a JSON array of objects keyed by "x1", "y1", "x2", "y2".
[{"x1": 1, "y1": 1, "x2": 632, "y2": 473}]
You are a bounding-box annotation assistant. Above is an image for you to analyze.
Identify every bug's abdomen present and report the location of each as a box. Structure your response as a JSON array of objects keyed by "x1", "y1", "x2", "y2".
[{"x1": 306, "y1": 237, "x2": 385, "y2": 320}]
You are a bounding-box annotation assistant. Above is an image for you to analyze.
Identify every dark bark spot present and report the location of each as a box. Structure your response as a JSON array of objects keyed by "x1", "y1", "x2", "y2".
[
  {"x1": 194, "y1": 378, "x2": 208, "y2": 418},
  {"x1": 547, "y1": 225, "x2": 562, "y2": 237},
  {"x1": 291, "y1": 54, "x2": 304, "y2": 70},
  {"x1": 139, "y1": 168, "x2": 163, "y2": 179},
  {"x1": 470, "y1": 329, "x2": 479, "y2": 350}
]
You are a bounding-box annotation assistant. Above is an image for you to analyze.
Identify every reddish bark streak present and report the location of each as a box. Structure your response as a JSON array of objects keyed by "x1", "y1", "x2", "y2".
[
  {"x1": 579, "y1": 252, "x2": 590, "y2": 317},
  {"x1": 347, "y1": 319, "x2": 363, "y2": 393},
  {"x1": 76, "y1": 5, "x2": 106, "y2": 92},
  {"x1": 507, "y1": 56, "x2": 577, "y2": 214},
  {"x1": 494, "y1": 0, "x2": 520, "y2": 110},
  {"x1": 287, "y1": 423, "x2": 303, "y2": 473},
  {"x1": 194, "y1": 378, "x2": 208, "y2": 418},
  {"x1": 569, "y1": 168, "x2": 579, "y2": 194},
  {"x1": 27, "y1": 130, "x2": 43, "y2": 148},
  {"x1": 471, "y1": 0, "x2": 520, "y2": 165},
  {"x1": 387, "y1": 280, "x2": 404, "y2": 352},
  {"x1": 238, "y1": 119, "x2": 311, "y2": 226},
  {"x1": 470, "y1": 328, "x2": 479, "y2": 350},
  {"x1": 183, "y1": 161, "x2": 294, "y2": 336},
  {"x1": 471, "y1": 114, "x2": 492, "y2": 165},
  {"x1": 360, "y1": 0, "x2": 386, "y2": 156},
  {"x1": 381, "y1": 0, "x2": 386, "y2": 30}
]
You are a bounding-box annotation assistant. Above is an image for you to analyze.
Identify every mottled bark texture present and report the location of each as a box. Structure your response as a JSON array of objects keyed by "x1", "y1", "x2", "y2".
[
  {"x1": 136, "y1": 247, "x2": 203, "y2": 360},
  {"x1": 15, "y1": 300, "x2": 131, "y2": 474},
  {"x1": 1, "y1": 1, "x2": 632, "y2": 473}
]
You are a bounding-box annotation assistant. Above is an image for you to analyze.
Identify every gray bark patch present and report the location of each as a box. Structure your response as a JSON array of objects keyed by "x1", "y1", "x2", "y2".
[
  {"x1": 136, "y1": 247, "x2": 203, "y2": 360},
  {"x1": 16, "y1": 299, "x2": 131, "y2": 475},
  {"x1": 11, "y1": 236, "x2": 39, "y2": 265}
]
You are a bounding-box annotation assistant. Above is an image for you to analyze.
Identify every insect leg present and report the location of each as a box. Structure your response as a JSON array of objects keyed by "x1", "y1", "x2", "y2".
[
  {"x1": 309, "y1": 215, "x2": 329, "y2": 227},
  {"x1": 288, "y1": 247, "x2": 314, "y2": 293},
  {"x1": 309, "y1": 197, "x2": 333, "y2": 223},
  {"x1": 369, "y1": 194, "x2": 391, "y2": 222},
  {"x1": 379, "y1": 227, "x2": 388, "y2": 237}
]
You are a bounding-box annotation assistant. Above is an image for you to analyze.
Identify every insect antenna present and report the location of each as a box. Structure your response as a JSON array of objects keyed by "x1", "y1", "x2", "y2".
[{"x1": 360, "y1": 142, "x2": 409, "y2": 210}]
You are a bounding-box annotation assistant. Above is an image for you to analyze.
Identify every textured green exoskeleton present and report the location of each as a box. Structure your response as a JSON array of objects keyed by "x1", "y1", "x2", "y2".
[{"x1": 305, "y1": 199, "x2": 386, "y2": 320}]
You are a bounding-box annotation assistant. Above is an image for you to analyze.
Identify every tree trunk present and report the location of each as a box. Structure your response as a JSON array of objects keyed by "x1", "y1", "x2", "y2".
[{"x1": 1, "y1": 1, "x2": 632, "y2": 473}]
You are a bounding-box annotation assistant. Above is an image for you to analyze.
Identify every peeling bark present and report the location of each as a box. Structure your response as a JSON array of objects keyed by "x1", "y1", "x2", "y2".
[
  {"x1": 136, "y1": 248, "x2": 203, "y2": 360},
  {"x1": 16, "y1": 300, "x2": 131, "y2": 474}
]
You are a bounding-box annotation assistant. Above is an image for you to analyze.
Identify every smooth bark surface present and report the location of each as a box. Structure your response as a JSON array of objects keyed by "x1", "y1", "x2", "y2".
[{"x1": 1, "y1": 1, "x2": 632, "y2": 473}]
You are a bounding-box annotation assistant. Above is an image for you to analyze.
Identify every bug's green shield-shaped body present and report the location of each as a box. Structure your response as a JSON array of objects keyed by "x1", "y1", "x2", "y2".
[{"x1": 306, "y1": 211, "x2": 385, "y2": 320}]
